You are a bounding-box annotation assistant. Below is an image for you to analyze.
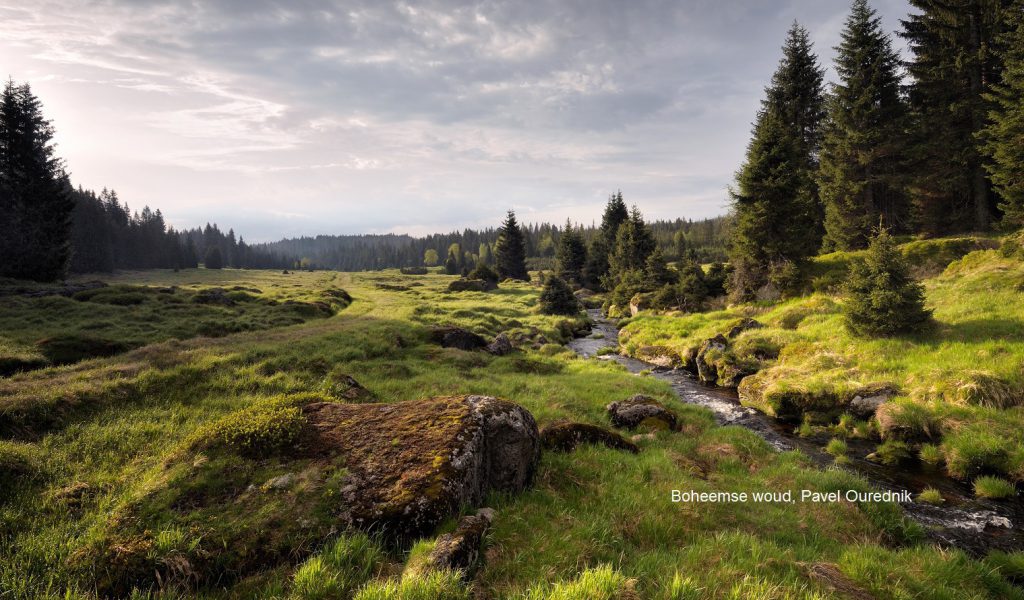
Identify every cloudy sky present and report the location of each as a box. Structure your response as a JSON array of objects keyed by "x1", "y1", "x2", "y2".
[{"x1": 1, "y1": 0, "x2": 911, "y2": 241}]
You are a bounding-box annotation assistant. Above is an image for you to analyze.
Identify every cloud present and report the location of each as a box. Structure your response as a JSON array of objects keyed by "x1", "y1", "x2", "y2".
[{"x1": 0, "y1": 0, "x2": 912, "y2": 241}]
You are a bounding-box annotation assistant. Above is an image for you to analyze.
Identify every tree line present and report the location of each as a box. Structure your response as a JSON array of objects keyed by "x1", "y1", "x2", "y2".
[
  {"x1": 0, "y1": 79, "x2": 289, "y2": 281},
  {"x1": 728, "y1": 0, "x2": 1024, "y2": 300}
]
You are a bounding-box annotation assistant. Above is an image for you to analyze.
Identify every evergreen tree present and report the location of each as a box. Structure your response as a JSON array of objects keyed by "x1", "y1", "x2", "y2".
[
  {"x1": 444, "y1": 249, "x2": 459, "y2": 275},
  {"x1": 820, "y1": 0, "x2": 910, "y2": 250},
  {"x1": 982, "y1": 1, "x2": 1024, "y2": 229},
  {"x1": 583, "y1": 192, "x2": 630, "y2": 289},
  {"x1": 539, "y1": 274, "x2": 581, "y2": 315},
  {"x1": 652, "y1": 261, "x2": 707, "y2": 312},
  {"x1": 728, "y1": 108, "x2": 815, "y2": 300},
  {"x1": 0, "y1": 79, "x2": 74, "y2": 281},
  {"x1": 556, "y1": 219, "x2": 588, "y2": 285},
  {"x1": 204, "y1": 246, "x2": 224, "y2": 269},
  {"x1": 901, "y1": 0, "x2": 1011, "y2": 233},
  {"x1": 609, "y1": 206, "x2": 657, "y2": 283},
  {"x1": 644, "y1": 247, "x2": 677, "y2": 288},
  {"x1": 844, "y1": 228, "x2": 932, "y2": 336},
  {"x1": 495, "y1": 210, "x2": 528, "y2": 280}
]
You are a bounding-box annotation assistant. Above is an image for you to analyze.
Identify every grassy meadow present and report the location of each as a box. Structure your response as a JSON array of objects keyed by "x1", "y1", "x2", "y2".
[
  {"x1": 620, "y1": 236, "x2": 1024, "y2": 488},
  {"x1": 1, "y1": 267, "x2": 1022, "y2": 598}
]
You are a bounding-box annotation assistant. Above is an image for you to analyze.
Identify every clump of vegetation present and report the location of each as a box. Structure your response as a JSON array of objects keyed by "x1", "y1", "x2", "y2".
[
  {"x1": 919, "y1": 444, "x2": 943, "y2": 466},
  {"x1": 468, "y1": 263, "x2": 500, "y2": 286},
  {"x1": 290, "y1": 533, "x2": 385, "y2": 600},
  {"x1": 352, "y1": 570, "x2": 468, "y2": 600},
  {"x1": 974, "y1": 476, "x2": 1016, "y2": 500},
  {"x1": 943, "y1": 431, "x2": 1011, "y2": 480},
  {"x1": 917, "y1": 487, "x2": 944, "y2": 505},
  {"x1": 539, "y1": 275, "x2": 580, "y2": 316},
  {"x1": 824, "y1": 438, "x2": 848, "y2": 461},
  {"x1": 206, "y1": 399, "x2": 306, "y2": 457},
  {"x1": 34, "y1": 333, "x2": 134, "y2": 365},
  {"x1": 0, "y1": 440, "x2": 43, "y2": 497},
  {"x1": 520, "y1": 565, "x2": 632, "y2": 600},
  {"x1": 871, "y1": 440, "x2": 913, "y2": 466},
  {"x1": 843, "y1": 229, "x2": 931, "y2": 337}
]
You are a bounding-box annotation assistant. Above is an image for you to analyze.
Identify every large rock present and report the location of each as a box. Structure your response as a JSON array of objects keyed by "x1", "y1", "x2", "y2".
[
  {"x1": 634, "y1": 345, "x2": 682, "y2": 369},
  {"x1": 628, "y1": 293, "x2": 653, "y2": 317},
  {"x1": 695, "y1": 334, "x2": 729, "y2": 385},
  {"x1": 606, "y1": 395, "x2": 679, "y2": 431},
  {"x1": 540, "y1": 422, "x2": 639, "y2": 454},
  {"x1": 422, "y1": 508, "x2": 495, "y2": 578},
  {"x1": 486, "y1": 333, "x2": 514, "y2": 356},
  {"x1": 306, "y1": 395, "x2": 539, "y2": 538},
  {"x1": 429, "y1": 326, "x2": 489, "y2": 351}
]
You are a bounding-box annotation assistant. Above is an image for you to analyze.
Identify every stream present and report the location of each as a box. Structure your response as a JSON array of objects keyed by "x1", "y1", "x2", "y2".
[{"x1": 569, "y1": 309, "x2": 1024, "y2": 556}]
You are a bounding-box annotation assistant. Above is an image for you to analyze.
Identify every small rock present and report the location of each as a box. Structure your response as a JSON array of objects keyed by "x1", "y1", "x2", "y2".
[
  {"x1": 695, "y1": 334, "x2": 729, "y2": 385},
  {"x1": 540, "y1": 422, "x2": 640, "y2": 454},
  {"x1": 606, "y1": 395, "x2": 679, "y2": 431},
  {"x1": 848, "y1": 388, "x2": 896, "y2": 419},
  {"x1": 726, "y1": 318, "x2": 763, "y2": 339},
  {"x1": 486, "y1": 333, "x2": 514, "y2": 356},
  {"x1": 424, "y1": 510, "x2": 494, "y2": 578},
  {"x1": 263, "y1": 473, "x2": 295, "y2": 491}
]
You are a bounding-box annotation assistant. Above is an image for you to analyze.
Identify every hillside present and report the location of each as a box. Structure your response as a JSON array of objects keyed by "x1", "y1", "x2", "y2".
[{"x1": 3, "y1": 268, "x2": 1021, "y2": 598}]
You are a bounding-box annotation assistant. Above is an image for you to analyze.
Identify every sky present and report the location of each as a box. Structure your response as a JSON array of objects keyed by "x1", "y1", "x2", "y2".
[{"x1": 1, "y1": 0, "x2": 912, "y2": 242}]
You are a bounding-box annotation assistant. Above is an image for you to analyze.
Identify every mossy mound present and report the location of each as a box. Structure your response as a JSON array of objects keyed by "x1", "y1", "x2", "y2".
[
  {"x1": 78, "y1": 395, "x2": 539, "y2": 594},
  {"x1": 34, "y1": 334, "x2": 135, "y2": 365},
  {"x1": 606, "y1": 395, "x2": 679, "y2": 431},
  {"x1": 540, "y1": 422, "x2": 640, "y2": 453}
]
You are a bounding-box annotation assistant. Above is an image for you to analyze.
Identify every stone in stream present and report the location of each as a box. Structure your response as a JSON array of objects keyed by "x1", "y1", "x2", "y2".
[
  {"x1": 606, "y1": 395, "x2": 679, "y2": 431},
  {"x1": 847, "y1": 389, "x2": 896, "y2": 419},
  {"x1": 540, "y1": 422, "x2": 640, "y2": 454}
]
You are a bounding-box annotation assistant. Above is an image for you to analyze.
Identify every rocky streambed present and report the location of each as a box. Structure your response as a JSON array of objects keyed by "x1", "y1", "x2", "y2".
[{"x1": 570, "y1": 309, "x2": 1024, "y2": 556}]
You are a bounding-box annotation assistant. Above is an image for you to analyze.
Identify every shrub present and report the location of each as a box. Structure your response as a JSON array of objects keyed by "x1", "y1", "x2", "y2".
[
  {"x1": 974, "y1": 476, "x2": 1016, "y2": 500},
  {"x1": 468, "y1": 264, "x2": 499, "y2": 286},
  {"x1": 400, "y1": 267, "x2": 428, "y2": 275},
  {"x1": 539, "y1": 275, "x2": 580, "y2": 316},
  {"x1": 843, "y1": 229, "x2": 931, "y2": 337},
  {"x1": 608, "y1": 269, "x2": 648, "y2": 310},
  {"x1": 917, "y1": 487, "x2": 944, "y2": 505},
  {"x1": 208, "y1": 401, "x2": 306, "y2": 457},
  {"x1": 704, "y1": 262, "x2": 731, "y2": 297}
]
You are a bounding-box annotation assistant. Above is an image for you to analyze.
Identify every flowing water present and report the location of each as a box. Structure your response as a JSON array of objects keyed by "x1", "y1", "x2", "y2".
[{"x1": 569, "y1": 309, "x2": 1024, "y2": 555}]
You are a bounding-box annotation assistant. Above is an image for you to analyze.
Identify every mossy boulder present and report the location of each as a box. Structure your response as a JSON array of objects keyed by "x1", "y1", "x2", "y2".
[
  {"x1": 606, "y1": 395, "x2": 679, "y2": 431},
  {"x1": 447, "y1": 279, "x2": 497, "y2": 292},
  {"x1": 540, "y1": 422, "x2": 639, "y2": 454},
  {"x1": 486, "y1": 333, "x2": 514, "y2": 356},
  {"x1": 634, "y1": 345, "x2": 682, "y2": 369},
  {"x1": 726, "y1": 318, "x2": 763, "y2": 339},
  {"x1": 429, "y1": 326, "x2": 489, "y2": 351},
  {"x1": 307, "y1": 395, "x2": 539, "y2": 537},
  {"x1": 694, "y1": 334, "x2": 754, "y2": 387}
]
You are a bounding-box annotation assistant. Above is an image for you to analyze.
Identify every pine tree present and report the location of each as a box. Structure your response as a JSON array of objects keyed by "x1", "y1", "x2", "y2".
[
  {"x1": 555, "y1": 219, "x2": 588, "y2": 285},
  {"x1": 583, "y1": 192, "x2": 629, "y2": 289},
  {"x1": 727, "y1": 24, "x2": 825, "y2": 300},
  {"x1": 728, "y1": 109, "x2": 814, "y2": 300},
  {"x1": 609, "y1": 206, "x2": 657, "y2": 282},
  {"x1": 820, "y1": 0, "x2": 910, "y2": 251},
  {"x1": 844, "y1": 228, "x2": 932, "y2": 336},
  {"x1": 901, "y1": 0, "x2": 1011, "y2": 233},
  {"x1": 644, "y1": 247, "x2": 677, "y2": 288},
  {"x1": 204, "y1": 246, "x2": 224, "y2": 269},
  {"x1": 0, "y1": 79, "x2": 74, "y2": 281},
  {"x1": 539, "y1": 275, "x2": 581, "y2": 315},
  {"x1": 495, "y1": 210, "x2": 528, "y2": 281},
  {"x1": 982, "y1": 1, "x2": 1024, "y2": 228},
  {"x1": 444, "y1": 249, "x2": 459, "y2": 275}
]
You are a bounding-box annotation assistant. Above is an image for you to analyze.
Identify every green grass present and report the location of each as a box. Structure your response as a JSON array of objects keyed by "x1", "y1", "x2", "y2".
[
  {"x1": 0, "y1": 268, "x2": 1019, "y2": 598},
  {"x1": 974, "y1": 476, "x2": 1017, "y2": 500},
  {"x1": 917, "y1": 487, "x2": 944, "y2": 505},
  {"x1": 620, "y1": 237, "x2": 1024, "y2": 483}
]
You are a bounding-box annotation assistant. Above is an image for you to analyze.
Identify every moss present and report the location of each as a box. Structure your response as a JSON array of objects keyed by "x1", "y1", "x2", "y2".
[{"x1": 205, "y1": 398, "x2": 308, "y2": 457}]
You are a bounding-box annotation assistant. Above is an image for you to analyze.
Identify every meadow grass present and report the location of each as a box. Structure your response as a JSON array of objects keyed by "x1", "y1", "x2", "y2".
[{"x1": 0, "y1": 268, "x2": 1020, "y2": 598}]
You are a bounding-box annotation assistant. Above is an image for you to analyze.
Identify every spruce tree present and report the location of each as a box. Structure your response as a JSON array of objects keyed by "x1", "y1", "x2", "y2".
[
  {"x1": 982, "y1": 1, "x2": 1024, "y2": 229},
  {"x1": 727, "y1": 24, "x2": 825, "y2": 300},
  {"x1": 204, "y1": 246, "x2": 224, "y2": 269},
  {"x1": 901, "y1": 0, "x2": 1011, "y2": 233},
  {"x1": 539, "y1": 274, "x2": 581, "y2": 315},
  {"x1": 644, "y1": 247, "x2": 677, "y2": 288},
  {"x1": 583, "y1": 192, "x2": 629, "y2": 289},
  {"x1": 609, "y1": 206, "x2": 657, "y2": 282},
  {"x1": 555, "y1": 219, "x2": 588, "y2": 285},
  {"x1": 0, "y1": 79, "x2": 74, "y2": 281},
  {"x1": 844, "y1": 228, "x2": 931, "y2": 336},
  {"x1": 820, "y1": 0, "x2": 910, "y2": 251},
  {"x1": 495, "y1": 210, "x2": 528, "y2": 281}
]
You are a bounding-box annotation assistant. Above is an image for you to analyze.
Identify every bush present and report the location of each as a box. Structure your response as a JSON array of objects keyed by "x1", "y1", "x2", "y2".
[
  {"x1": 400, "y1": 267, "x2": 428, "y2": 275},
  {"x1": 974, "y1": 476, "x2": 1016, "y2": 500},
  {"x1": 843, "y1": 229, "x2": 931, "y2": 337},
  {"x1": 468, "y1": 263, "x2": 500, "y2": 285},
  {"x1": 539, "y1": 275, "x2": 580, "y2": 316}
]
